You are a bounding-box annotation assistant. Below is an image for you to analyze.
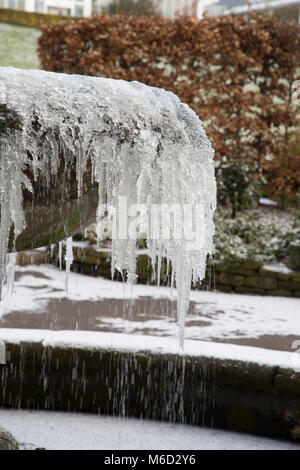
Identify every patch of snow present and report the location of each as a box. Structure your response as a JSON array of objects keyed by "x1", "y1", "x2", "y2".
[
  {"x1": 0, "y1": 409, "x2": 298, "y2": 450},
  {"x1": 263, "y1": 263, "x2": 294, "y2": 275},
  {"x1": 259, "y1": 198, "x2": 279, "y2": 207}
]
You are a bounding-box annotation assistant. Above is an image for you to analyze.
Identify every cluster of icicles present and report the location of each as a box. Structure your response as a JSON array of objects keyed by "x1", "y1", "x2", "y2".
[{"x1": 0, "y1": 67, "x2": 216, "y2": 349}]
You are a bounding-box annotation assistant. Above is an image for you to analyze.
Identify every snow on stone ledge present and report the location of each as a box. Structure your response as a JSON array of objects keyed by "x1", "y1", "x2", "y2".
[
  {"x1": 0, "y1": 328, "x2": 299, "y2": 372},
  {"x1": 263, "y1": 263, "x2": 294, "y2": 274}
]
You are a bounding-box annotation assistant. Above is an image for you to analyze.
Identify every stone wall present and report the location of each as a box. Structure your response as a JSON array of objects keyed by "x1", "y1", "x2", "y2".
[
  {"x1": 50, "y1": 246, "x2": 300, "y2": 298},
  {"x1": 214, "y1": 261, "x2": 300, "y2": 298}
]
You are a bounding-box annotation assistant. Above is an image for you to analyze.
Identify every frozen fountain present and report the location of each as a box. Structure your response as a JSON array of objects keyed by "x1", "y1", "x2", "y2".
[
  {"x1": 0, "y1": 66, "x2": 216, "y2": 348},
  {"x1": 1, "y1": 67, "x2": 300, "y2": 446}
]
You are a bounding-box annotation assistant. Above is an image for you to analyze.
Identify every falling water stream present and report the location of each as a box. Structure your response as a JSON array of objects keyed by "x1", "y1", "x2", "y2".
[{"x1": 0, "y1": 66, "x2": 216, "y2": 350}]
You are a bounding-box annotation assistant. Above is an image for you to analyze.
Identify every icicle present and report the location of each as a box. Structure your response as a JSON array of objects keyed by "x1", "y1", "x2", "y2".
[
  {"x1": 6, "y1": 252, "x2": 17, "y2": 296},
  {"x1": 157, "y1": 244, "x2": 163, "y2": 287},
  {"x1": 65, "y1": 237, "x2": 73, "y2": 295},
  {"x1": 58, "y1": 241, "x2": 63, "y2": 271},
  {"x1": 0, "y1": 66, "x2": 216, "y2": 348},
  {"x1": 1, "y1": 251, "x2": 17, "y2": 299},
  {"x1": 176, "y1": 248, "x2": 192, "y2": 352},
  {"x1": 0, "y1": 201, "x2": 10, "y2": 299},
  {"x1": 170, "y1": 264, "x2": 175, "y2": 298}
]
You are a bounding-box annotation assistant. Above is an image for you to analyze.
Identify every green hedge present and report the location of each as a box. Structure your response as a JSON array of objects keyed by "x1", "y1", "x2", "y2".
[{"x1": 0, "y1": 7, "x2": 68, "y2": 28}]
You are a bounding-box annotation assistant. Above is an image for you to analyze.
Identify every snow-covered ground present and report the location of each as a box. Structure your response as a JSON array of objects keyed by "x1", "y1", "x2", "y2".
[
  {"x1": 0, "y1": 409, "x2": 298, "y2": 450},
  {"x1": 0, "y1": 264, "x2": 299, "y2": 345},
  {"x1": 0, "y1": 264, "x2": 299, "y2": 368}
]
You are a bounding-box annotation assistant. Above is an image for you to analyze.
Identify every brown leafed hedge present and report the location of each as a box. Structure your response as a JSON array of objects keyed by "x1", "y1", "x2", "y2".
[{"x1": 38, "y1": 14, "x2": 300, "y2": 204}]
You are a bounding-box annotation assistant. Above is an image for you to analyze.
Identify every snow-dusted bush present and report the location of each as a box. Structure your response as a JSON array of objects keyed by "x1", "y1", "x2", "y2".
[{"x1": 213, "y1": 207, "x2": 299, "y2": 265}]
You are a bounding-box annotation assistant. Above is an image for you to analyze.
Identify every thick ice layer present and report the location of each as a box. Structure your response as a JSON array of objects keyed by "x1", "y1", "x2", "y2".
[{"x1": 0, "y1": 67, "x2": 216, "y2": 348}]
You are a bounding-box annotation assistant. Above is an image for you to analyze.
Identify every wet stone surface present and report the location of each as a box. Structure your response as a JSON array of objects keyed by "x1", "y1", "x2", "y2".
[{"x1": 0, "y1": 426, "x2": 19, "y2": 450}]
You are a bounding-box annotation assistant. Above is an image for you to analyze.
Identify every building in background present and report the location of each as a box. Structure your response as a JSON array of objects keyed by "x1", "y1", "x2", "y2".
[
  {"x1": 0, "y1": 0, "x2": 215, "y2": 18},
  {"x1": 0, "y1": 0, "x2": 92, "y2": 16},
  {"x1": 93, "y1": 0, "x2": 209, "y2": 18},
  {"x1": 1, "y1": 0, "x2": 298, "y2": 21},
  {"x1": 204, "y1": 0, "x2": 300, "y2": 22},
  {"x1": 158, "y1": 0, "x2": 204, "y2": 17}
]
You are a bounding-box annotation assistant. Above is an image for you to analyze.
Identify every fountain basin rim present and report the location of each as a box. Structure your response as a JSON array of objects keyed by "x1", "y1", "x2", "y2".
[
  {"x1": 0, "y1": 328, "x2": 299, "y2": 372},
  {"x1": 1, "y1": 329, "x2": 300, "y2": 442}
]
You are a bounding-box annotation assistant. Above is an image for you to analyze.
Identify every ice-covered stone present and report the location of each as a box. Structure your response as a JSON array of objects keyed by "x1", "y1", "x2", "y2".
[
  {"x1": 0, "y1": 426, "x2": 19, "y2": 450},
  {"x1": 0, "y1": 67, "x2": 216, "y2": 348}
]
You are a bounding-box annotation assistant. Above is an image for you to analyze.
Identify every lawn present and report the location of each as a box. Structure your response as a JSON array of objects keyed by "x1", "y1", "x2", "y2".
[{"x1": 0, "y1": 22, "x2": 40, "y2": 69}]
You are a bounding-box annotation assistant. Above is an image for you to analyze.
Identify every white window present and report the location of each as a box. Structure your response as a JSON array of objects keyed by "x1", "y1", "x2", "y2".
[
  {"x1": 75, "y1": 5, "x2": 83, "y2": 16},
  {"x1": 48, "y1": 6, "x2": 71, "y2": 15},
  {"x1": 35, "y1": 0, "x2": 44, "y2": 12}
]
